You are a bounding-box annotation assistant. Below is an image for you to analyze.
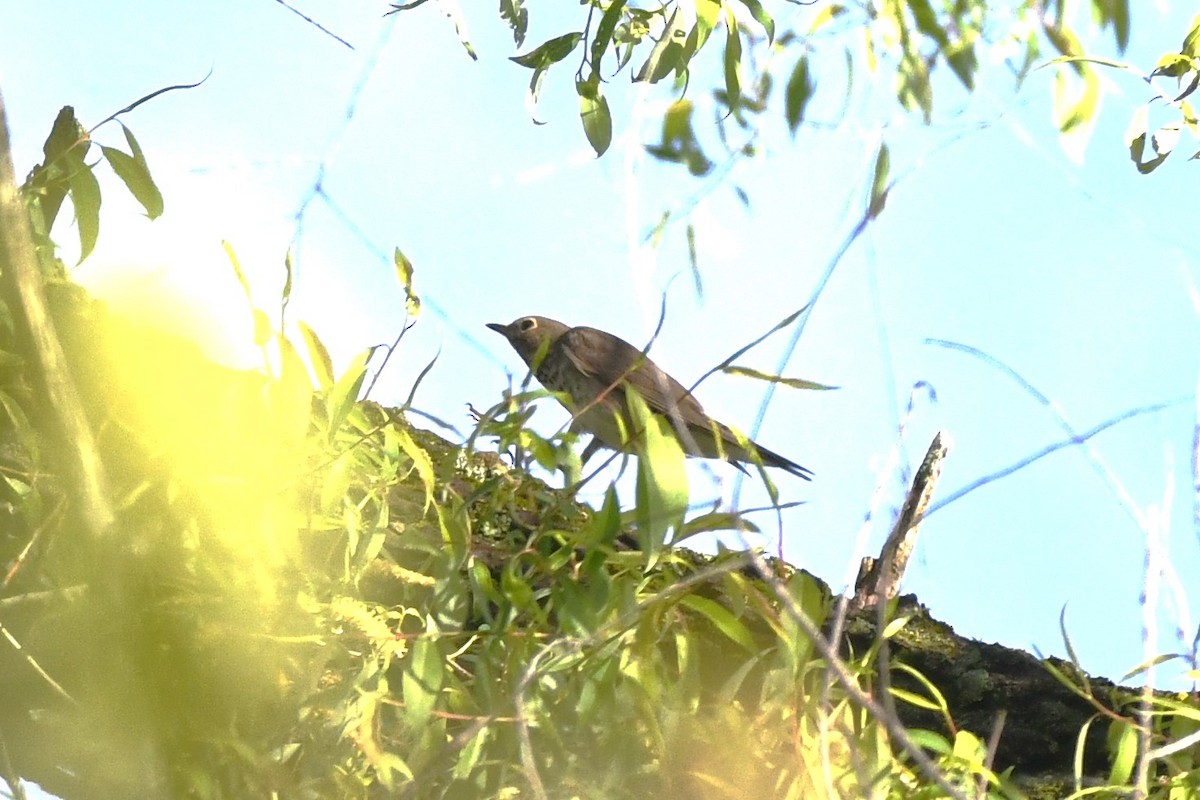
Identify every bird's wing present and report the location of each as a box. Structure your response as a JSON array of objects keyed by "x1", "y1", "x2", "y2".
[{"x1": 557, "y1": 327, "x2": 708, "y2": 424}]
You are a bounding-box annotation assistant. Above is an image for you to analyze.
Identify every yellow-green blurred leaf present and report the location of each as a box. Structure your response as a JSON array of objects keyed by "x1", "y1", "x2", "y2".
[
  {"x1": 679, "y1": 595, "x2": 757, "y2": 653},
  {"x1": 577, "y1": 79, "x2": 612, "y2": 156},
  {"x1": 724, "y1": 365, "x2": 837, "y2": 391},
  {"x1": 299, "y1": 321, "x2": 335, "y2": 389},
  {"x1": 394, "y1": 247, "x2": 421, "y2": 317},
  {"x1": 785, "y1": 56, "x2": 813, "y2": 134},
  {"x1": 868, "y1": 142, "x2": 890, "y2": 218}
]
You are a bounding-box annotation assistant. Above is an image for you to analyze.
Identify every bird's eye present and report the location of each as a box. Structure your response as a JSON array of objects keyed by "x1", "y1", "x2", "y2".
[{"x1": 519, "y1": 318, "x2": 537, "y2": 332}]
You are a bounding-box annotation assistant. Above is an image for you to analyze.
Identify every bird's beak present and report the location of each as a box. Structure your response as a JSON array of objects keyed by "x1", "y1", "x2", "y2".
[{"x1": 486, "y1": 322, "x2": 509, "y2": 337}]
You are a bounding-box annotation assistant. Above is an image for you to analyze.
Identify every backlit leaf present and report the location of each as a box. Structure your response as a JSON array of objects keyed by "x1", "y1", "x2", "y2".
[
  {"x1": 68, "y1": 163, "x2": 101, "y2": 264},
  {"x1": 577, "y1": 79, "x2": 613, "y2": 156},
  {"x1": 868, "y1": 142, "x2": 890, "y2": 219},
  {"x1": 100, "y1": 146, "x2": 162, "y2": 220},
  {"x1": 724, "y1": 365, "x2": 837, "y2": 391},
  {"x1": 394, "y1": 247, "x2": 421, "y2": 317},
  {"x1": 785, "y1": 56, "x2": 813, "y2": 134}
]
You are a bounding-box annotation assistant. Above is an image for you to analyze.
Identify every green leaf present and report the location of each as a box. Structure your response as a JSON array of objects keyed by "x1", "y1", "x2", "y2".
[
  {"x1": 444, "y1": 2, "x2": 477, "y2": 60},
  {"x1": 645, "y1": 99, "x2": 713, "y2": 175},
  {"x1": 723, "y1": 365, "x2": 837, "y2": 391},
  {"x1": 251, "y1": 308, "x2": 272, "y2": 347},
  {"x1": 692, "y1": 0, "x2": 721, "y2": 53},
  {"x1": 1184, "y1": 10, "x2": 1200, "y2": 58},
  {"x1": 99, "y1": 146, "x2": 160, "y2": 220},
  {"x1": 628, "y1": 388, "x2": 687, "y2": 559},
  {"x1": 1054, "y1": 68, "x2": 1099, "y2": 134},
  {"x1": 907, "y1": 0, "x2": 948, "y2": 48},
  {"x1": 223, "y1": 240, "x2": 252, "y2": 301},
  {"x1": 509, "y1": 31, "x2": 583, "y2": 69},
  {"x1": 722, "y1": 11, "x2": 742, "y2": 111},
  {"x1": 679, "y1": 595, "x2": 757, "y2": 653},
  {"x1": 577, "y1": 79, "x2": 612, "y2": 156},
  {"x1": 808, "y1": 3, "x2": 846, "y2": 34},
  {"x1": 634, "y1": 8, "x2": 686, "y2": 84},
  {"x1": 589, "y1": 0, "x2": 627, "y2": 77},
  {"x1": 738, "y1": 0, "x2": 774, "y2": 44},
  {"x1": 394, "y1": 247, "x2": 421, "y2": 317},
  {"x1": 113, "y1": 123, "x2": 164, "y2": 217},
  {"x1": 27, "y1": 107, "x2": 88, "y2": 234},
  {"x1": 327, "y1": 348, "x2": 373, "y2": 436},
  {"x1": 1150, "y1": 52, "x2": 1193, "y2": 79},
  {"x1": 511, "y1": 32, "x2": 583, "y2": 116},
  {"x1": 675, "y1": 511, "x2": 758, "y2": 544},
  {"x1": 582, "y1": 485, "x2": 623, "y2": 547},
  {"x1": 785, "y1": 56, "x2": 813, "y2": 134},
  {"x1": 299, "y1": 322, "x2": 334, "y2": 389},
  {"x1": 897, "y1": 49, "x2": 932, "y2": 121},
  {"x1": 42, "y1": 106, "x2": 83, "y2": 166},
  {"x1": 1106, "y1": 720, "x2": 1137, "y2": 785},
  {"x1": 868, "y1": 142, "x2": 890, "y2": 219},
  {"x1": 498, "y1": 0, "x2": 528, "y2": 48},
  {"x1": 396, "y1": 426, "x2": 436, "y2": 512},
  {"x1": 402, "y1": 633, "x2": 443, "y2": 728},
  {"x1": 889, "y1": 687, "x2": 942, "y2": 711},
  {"x1": 282, "y1": 248, "x2": 294, "y2": 308},
  {"x1": 68, "y1": 162, "x2": 101, "y2": 264},
  {"x1": 685, "y1": 222, "x2": 701, "y2": 295},
  {"x1": 1125, "y1": 105, "x2": 1169, "y2": 174},
  {"x1": 1095, "y1": 0, "x2": 1130, "y2": 53}
]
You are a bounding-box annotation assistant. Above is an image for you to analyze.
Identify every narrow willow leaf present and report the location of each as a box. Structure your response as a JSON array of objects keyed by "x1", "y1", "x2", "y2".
[
  {"x1": 396, "y1": 426, "x2": 436, "y2": 512},
  {"x1": 402, "y1": 634, "x2": 443, "y2": 727},
  {"x1": 694, "y1": 0, "x2": 721, "y2": 51},
  {"x1": 577, "y1": 79, "x2": 612, "y2": 156},
  {"x1": 442, "y1": 0, "x2": 477, "y2": 60},
  {"x1": 589, "y1": 0, "x2": 627, "y2": 76},
  {"x1": 629, "y1": 389, "x2": 687, "y2": 559},
  {"x1": 809, "y1": 2, "x2": 846, "y2": 34},
  {"x1": 635, "y1": 7, "x2": 684, "y2": 83},
  {"x1": 118, "y1": 123, "x2": 164, "y2": 217},
  {"x1": 68, "y1": 163, "x2": 101, "y2": 263},
  {"x1": 722, "y1": 11, "x2": 742, "y2": 110},
  {"x1": 785, "y1": 56, "x2": 813, "y2": 134},
  {"x1": 498, "y1": 0, "x2": 527, "y2": 47},
  {"x1": 509, "y1": 31, "x2": 583, "y2": 68},
  {"x1": 724, "y1": 365, "x2": 837, "y2": 391},
  {"x1": 1184, "y1": 10, "x2": 1200, "y2": 58},
  {"x1": 685, "y1": 223, "x2": 701, "y2": 296},
  {"x1": 252, "y1": 308, "x2": 272, "y2": 347},
  {"x1": 100, "y1": 146, "x2": 162, "y2": 220},
  {"x1": 328, "y1": 348, "x2": 372, "y2": 437},
  {"x1": 679, "y1": 595, "x2": 757, "y2": 653},
  {"x1": 1106, "y1": 720, "x2": 1137, "y2": 785},
  {"x1": 299, "y1": 321, "x2": 335, "y2": 389},
  {"x1": 282, "y1": 248, "x2": 294, "y2": 311},
  {"x1": 738, "y1": 0, "x2": 774, "y2": 44},
  {"x1": 868, "y1": 142, "x2": 890, "y2": 219},
  {"x1": 1106, "y1": 0, "x2": 1131, "y2": 53},
  {"x1": 394, "y1": 247, "x2": 421, "y2": 317},
  {"x1": 223, "y1": 240, "x2": 252, "y2": 301},
  {"x1": 676, "y1": 511, "x2": 759, "y2": 543}
]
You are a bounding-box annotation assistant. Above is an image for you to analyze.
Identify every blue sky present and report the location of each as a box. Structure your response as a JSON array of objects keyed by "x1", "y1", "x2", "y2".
[{"x1": 2, "y1": 0, "x2": 1198, "y2": 746}]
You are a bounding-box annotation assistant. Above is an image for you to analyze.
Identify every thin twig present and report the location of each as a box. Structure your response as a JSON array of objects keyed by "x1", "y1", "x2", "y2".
[{"x1": 271, "y1": 0, "x2": 354, "y2": 49}]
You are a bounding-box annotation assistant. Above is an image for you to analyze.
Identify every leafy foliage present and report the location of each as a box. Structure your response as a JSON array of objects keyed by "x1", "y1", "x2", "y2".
[
  {"x1": 393, "y1": 1, "x2": 1133, "y2": 167},
  {"x1": 20, "y1": 106, "x2": 161, "y2": 266},
  {"x1": 5, "y1": 3, "x2": 1200, "y2": 791}
]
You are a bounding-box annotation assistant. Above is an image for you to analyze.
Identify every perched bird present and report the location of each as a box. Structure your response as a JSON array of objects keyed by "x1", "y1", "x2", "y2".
[{"x1": 487, "y1": 316, "x2": 812, "y2": 480}]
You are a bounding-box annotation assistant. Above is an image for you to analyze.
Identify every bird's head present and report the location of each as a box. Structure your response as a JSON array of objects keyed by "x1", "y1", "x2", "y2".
[{"x1": 486, "y1": 316, "x2": 570, "y2": 368}]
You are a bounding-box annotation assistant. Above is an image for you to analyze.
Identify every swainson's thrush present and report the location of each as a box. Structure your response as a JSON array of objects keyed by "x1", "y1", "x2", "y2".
[{"x1": 487, "y1": 316, "x2": 812, "y2": 480}]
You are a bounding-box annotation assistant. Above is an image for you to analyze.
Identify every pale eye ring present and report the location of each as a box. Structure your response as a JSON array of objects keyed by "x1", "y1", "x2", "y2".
[{"x1": 519, "y1": 318, "x2": 537, "y2": 332}]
